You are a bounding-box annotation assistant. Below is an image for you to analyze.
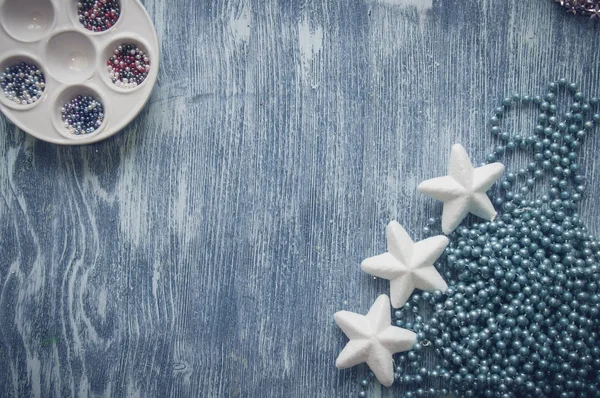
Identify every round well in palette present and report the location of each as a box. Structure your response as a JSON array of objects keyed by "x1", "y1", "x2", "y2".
[
  {"x1": 52, "y1": 85, "x2": 107, "y2": 139},
  {"x1": 45, "y1": 30, "x2": 96, "y2": 84},
  {"x1": 100, "y1": 35, "x2": 153, "y2": 93},
  {"x1": 0, "y1": 54, "x2": 47, "y2": 110},
  {"x1": 76, "y1": 0, "x2": 121, "y2": 33},
  {"x1": 0, "y1": 0, "x2": 55, "y2": 43}
]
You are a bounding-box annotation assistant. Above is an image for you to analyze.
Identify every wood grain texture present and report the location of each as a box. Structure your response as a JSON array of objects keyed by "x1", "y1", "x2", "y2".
[{"x1": 1, "y1": 0, "x2": 600, "y2": 396}]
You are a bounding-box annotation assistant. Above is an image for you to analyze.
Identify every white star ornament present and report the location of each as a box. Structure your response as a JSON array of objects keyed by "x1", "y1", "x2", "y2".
[
  {"x1": 417, "y1": 143, "x2": 505, "y2": 234},
  {"x1": 361, "y1": 221, "x2": 449, "y2": 308},
  {"x1": 334, "y1": 294, "x2": 417, "y2": 387}
]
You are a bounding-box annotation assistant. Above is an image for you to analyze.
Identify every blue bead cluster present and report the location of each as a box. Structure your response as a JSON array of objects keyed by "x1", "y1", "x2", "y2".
[
  {"x1": 0, "y1": 62, "x2": 45, "y2": 105},
  {"x1": 60, "y1": 95, "x2": 104, "y2": 135},
  {"x1": 358, "y1": 81, "x2": 600, "y2": 397}
]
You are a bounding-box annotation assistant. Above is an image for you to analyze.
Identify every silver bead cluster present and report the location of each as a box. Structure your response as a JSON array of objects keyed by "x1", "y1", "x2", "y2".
[
  {"x1": 60, "y1": 95, "x2": 105, "y2": 135},
  {"x1": 0, "y1": 62, "x2": 45, "y2": 106}
]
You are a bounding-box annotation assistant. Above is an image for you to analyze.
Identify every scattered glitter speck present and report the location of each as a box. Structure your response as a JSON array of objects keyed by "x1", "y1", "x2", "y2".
[
  {"x1": 61, "y1": 95, "x2": 104, "y2": 135},
  {"x1": 0, "y1": 62, "x2": 45, "y2": 105}
]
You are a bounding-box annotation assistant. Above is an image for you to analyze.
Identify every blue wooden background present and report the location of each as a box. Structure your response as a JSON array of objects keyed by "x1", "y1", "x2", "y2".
[{"x1": 1, "y1": 0, "x2": 600, "y2": 396}]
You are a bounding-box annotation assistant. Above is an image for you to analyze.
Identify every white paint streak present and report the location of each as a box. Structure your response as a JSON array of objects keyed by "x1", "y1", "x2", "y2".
[
  {"x1": 298, "y1": 18, "x2": 323, "y2": 75},
  {"x1": 77, "y1": 376, "x2": 88, "y2": 397},
  {"x1": 126, "y1": 381, "x2": 141, "y2": 398},
  {"x1": 175, "y1": 178, "x2": 188, "y2": 233},
  {"x1": 1, "y1": 1, "x2": 600, "y2": 397},
  {"x1": 282, "y1": 346, "x2": 291, "y2": 374},
  {"x1": 230, "y1": 3, "x2": 252, "y2": 43},
  {"x1": 378, "y1": 0, "x2": 432, "y2": 9},
  {"x1": 97, "y1": 287, "x2": 107, "y2": 319},
  {"x1": 152, "y1": 260, "x2": 160, "y2": 299},
  {"x1": 27, "y1": 356, "x2": 41, "y2": 398}
]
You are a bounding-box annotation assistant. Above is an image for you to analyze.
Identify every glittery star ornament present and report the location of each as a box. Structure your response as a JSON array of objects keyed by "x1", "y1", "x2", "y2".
[
  {"x1": 334, "y1": 294, "x2": 417, "y2": 387},
  {"x1": 417, "y1": 144, "x2": 505, "y2": 234},
  {"x1": 361, "y1": 221, "x2": 449, "y2": 308}
]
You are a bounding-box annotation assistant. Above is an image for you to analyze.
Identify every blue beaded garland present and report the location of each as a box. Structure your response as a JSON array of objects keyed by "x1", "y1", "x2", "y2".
[{"x1": 359, "y1": 80, "x2": 600, "y2": 398}]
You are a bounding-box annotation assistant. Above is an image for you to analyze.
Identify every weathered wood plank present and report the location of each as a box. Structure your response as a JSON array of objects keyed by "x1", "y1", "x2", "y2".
[{"x1": 1, "y1": 0, "x2": 599, "y2": 396}]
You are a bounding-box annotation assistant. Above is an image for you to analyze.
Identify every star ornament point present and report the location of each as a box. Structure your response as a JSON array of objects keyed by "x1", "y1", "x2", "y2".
[
  {"x1": 361, "y1": 221, "x2": 449, "y2": 308},
  {"x1": 334, "y1": 294, "x2": 417, "y2": 387},
  {"x1": 417, "y1": 144, "x2": 505, "y2": 234}
]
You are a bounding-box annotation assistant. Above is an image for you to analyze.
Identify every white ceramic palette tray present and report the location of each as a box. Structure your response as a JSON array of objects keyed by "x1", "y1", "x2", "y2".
[{"x1": 0, "y1": 0, "x2": 159, "y2": 145}]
